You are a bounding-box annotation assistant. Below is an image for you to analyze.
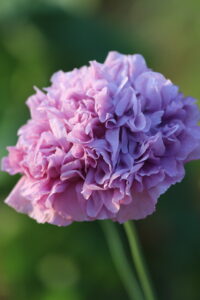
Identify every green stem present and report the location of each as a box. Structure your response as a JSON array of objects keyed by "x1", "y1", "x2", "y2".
[
  {"x1": 123, "y1": 221, "x2": 156, "y2": 300},
  {"x1": 101, "y1": 220, "x2": 144, "y2": 300}
]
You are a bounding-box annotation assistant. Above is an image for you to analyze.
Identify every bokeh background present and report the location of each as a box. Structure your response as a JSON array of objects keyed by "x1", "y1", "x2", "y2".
[{"x1": 0, "y1": 1, "x2": 200, "y2": 299}]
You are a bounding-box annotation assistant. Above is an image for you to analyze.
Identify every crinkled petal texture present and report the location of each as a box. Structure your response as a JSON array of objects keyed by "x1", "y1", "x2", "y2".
[{"x1": 2, "y1": 51, "x2": 200, "y2": 225}]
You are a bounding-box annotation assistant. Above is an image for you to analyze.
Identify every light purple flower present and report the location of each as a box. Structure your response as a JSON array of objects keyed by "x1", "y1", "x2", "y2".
[{"x1": 2, "y1": 51, "x2": 200, "y2": 226}]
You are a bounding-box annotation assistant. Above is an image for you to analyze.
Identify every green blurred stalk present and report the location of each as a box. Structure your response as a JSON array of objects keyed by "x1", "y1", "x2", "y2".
[
  {"x1": 123, "y1": 221, "x2": 156, "y2": 300},
  {"x1": 101, "y1": 220, "x2": 144, "y2": 300}
]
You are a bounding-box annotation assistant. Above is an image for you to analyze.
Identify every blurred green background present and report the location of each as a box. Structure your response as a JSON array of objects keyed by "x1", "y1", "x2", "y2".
[{"x1": 0, "y1": 0, "x2": 200, "y2": 299}]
